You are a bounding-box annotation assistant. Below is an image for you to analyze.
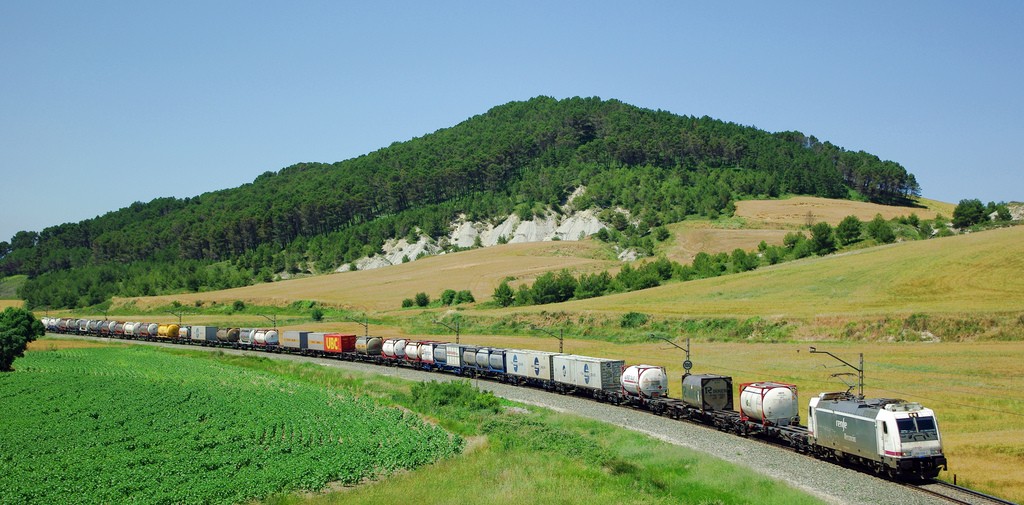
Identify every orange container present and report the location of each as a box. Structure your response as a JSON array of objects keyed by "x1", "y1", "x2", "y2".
[{"x1": 323, "y1": 333, "x2": 357, "y2": 353}]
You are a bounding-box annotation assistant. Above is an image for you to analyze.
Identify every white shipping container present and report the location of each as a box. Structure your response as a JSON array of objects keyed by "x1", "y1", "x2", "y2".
[
  {"x1": 190, "y1": 325, "x2": 218, "y2": 342},
  {"x1": 445, "y1": 344, "x2": 468, "y2": 368},
  {"x1": 552, "y1": 354, "x2": 624, "y2": 391},
  {"x1": 505, "y1": 349, "x2": 561, "y2": 380}
]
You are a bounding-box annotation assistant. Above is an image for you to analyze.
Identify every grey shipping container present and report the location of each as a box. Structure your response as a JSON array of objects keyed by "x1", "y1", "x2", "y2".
[
  {"x1": 307, "y1": 332, "x2": 326, "y2": 352},
  {"x1": 281, "y1": 331, "x2": 309, "y2": 350},
  {"x1": 681, "y1": 374, "x2": 734, "y2": 411},
  {"x1": 190, "y1": 325, "x2": 218, "y2": 342},
  {"x1": 552, "y1": 354, "x2": 624, "y2": 391}
]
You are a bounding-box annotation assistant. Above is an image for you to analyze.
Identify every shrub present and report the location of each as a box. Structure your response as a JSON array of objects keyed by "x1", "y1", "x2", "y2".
[
  {"x1": 620, "y1": 311, "x2": 649, "y2": 328},
  {"x1": 401, "y1": 298, "x2": 414, "y2": 308},
  {"x1": 455, "y1": 290, "x2": 475, "y2": 304},
  {"x1": 440, "y1": 289, "x2": 457, "y2": 306},
  {"x1": 414, "y1": 292, "x2": 430, "y2": 307},
  {"x1": 232, "y1": 300, "x2": 246, "y2": 312}
]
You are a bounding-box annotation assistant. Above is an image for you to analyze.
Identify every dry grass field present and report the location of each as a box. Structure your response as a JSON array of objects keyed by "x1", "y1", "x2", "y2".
[
  {"x1": 735, "y1": 196, "x2": 943, "y2": 226},
  {"x1": 562, "y1": 225, "x2": 1024, "y2": 319},
  {"x1": 662, "y1": 224, "x2": 790, "y2": 265},
  {"x1": 117, "y1": 240, "x2": 620, "y2": 311},
  {"x1": 115, "y1": 197, "x2": 956, "y2": 312},
  {"x1": 0, "y1": 300, "x2": 23, "y2": 310}
]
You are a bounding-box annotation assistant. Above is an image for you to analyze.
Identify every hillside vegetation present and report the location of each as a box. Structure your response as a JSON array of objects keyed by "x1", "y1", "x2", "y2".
[
  {"x1": 567, "y1": 225, "x2": 1024, "y2": 319},
  {"x1": 3, "y1": 96, "x2": 919, "y2": 309}
]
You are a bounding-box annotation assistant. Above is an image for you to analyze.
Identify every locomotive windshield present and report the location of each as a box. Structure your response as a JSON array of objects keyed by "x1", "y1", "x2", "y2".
[{"x1": 897, "y1": 416, "x2": 939, "y2": 442}]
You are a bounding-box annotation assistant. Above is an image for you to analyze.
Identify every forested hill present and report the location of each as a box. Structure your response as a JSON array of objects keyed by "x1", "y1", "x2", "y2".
[{"x1": 1, "y1": 96, "x2": 919, "y2": 308}]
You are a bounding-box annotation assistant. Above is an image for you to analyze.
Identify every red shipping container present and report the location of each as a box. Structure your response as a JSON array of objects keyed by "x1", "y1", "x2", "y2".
[{"x1": 323, "y1": 333, "x2": 357, "y2": 353}]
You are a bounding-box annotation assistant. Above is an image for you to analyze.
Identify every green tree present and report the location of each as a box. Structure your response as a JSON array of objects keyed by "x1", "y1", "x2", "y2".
[
  {"x1": 809, "y1": 222, "x2": 836, "y2": 255},
  {"x1": 866, "y1": 214, "x2": 896, "y2": 243},
  {"x1": 311, "y1": 308, "x2": 324, "y2": 322},
  {"x1": 414, "y1": 292, "x2": 430, "y2": 307},
  {"x1": 1, "y1": 307, "x2": 45, "y2": 372},
  {"x1": 455, "y1": 290, "x2": 475, "y2": 304},
  {"x1": 836, "y1": 215, "x2": 863, "y2": 246},
  {"x1": 952, "y1": 198, "x2": 986, "y2": 228},
  {"x1": 440, "y1": 289, "x2": 457, "y2": 306},
  {"x1": 492, "y1": 281, "x2": 514, "y2": 307},
  {"x1": 574, "y1": 271, "x2": 612, "y2": 299}
]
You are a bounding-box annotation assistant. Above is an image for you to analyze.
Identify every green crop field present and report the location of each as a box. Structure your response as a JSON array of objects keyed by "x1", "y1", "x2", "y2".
[{"x1": 0, "y1": 345, "x2": 462, "y2": 504}]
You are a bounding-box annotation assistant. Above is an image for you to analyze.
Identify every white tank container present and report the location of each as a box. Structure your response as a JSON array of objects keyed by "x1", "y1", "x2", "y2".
[
  {"x1": 264, "y1": 329, "x2": 279, "y2": 345},
  {"x1": 239, "y1": 328, "x2": 254, "y2": 344},
  {"x1": 253, "y1": 329, "x2": 267, "y2": 345},
  {"x1": 405, "y1": 341, "x2": 422, "y2": 361},
  {"x1": 621, "y1": 365, "x2": 669, "y2": 398},
  {"x1": 382, "y1": 339, "x2": 399, "y2": 358},
  {"x1": 740, "y1": 382, "x2": 799, "y2": 426},
  {"x1": 144, "y1": 323, "x2": 159, "y2": 336},
  {"x1": 123, "y1": 322, "x2": 137, "y2": 336},
  {"x1": 419, "y1": 343, "x2": 436, "y2": 364},
  {"x1": 393, "y1": 339, "x2": 408, "y2": 358}
]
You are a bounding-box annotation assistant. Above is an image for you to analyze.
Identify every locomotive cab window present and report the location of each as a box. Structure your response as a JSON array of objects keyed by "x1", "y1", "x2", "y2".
[{"x1": 897, "y1": 416, "x2": 939, "y2": 442}]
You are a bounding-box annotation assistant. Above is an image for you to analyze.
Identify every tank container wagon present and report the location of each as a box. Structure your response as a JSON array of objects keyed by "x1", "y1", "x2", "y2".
[
  {"x1": 620, "y1": 364, "x2": 669, "y2": 401},
  {"x1": 354, "y1": 336, "x2": 383, "y2": 362}
]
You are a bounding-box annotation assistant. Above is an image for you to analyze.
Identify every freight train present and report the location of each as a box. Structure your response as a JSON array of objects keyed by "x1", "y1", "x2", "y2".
[{"x1": 41, "y1": 317, "x2": 948, "y2": 481}]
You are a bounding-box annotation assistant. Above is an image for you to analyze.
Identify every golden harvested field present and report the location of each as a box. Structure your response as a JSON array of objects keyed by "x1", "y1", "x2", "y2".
[
  {"x1": 735, "y1": 196, "x2": 942, "y2": 226},
  {"x1": 662, "y1": 225, "x2": 790, "y2": 265},
  {"x1": 0, "y1": 300, "x2": 24, "y2": 310},
  {"x1": 560, "y1": 225, "x2": 1024, "y2": 318},
  {"x1": 118, "y1": 240, "x2": 620, "y2": 311}
]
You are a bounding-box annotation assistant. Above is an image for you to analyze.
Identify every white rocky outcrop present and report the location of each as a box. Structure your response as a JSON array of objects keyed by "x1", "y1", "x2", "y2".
[
  {"x1": 336, "y1": 187, "x2": 616, "y2": 273},
  {"x1": 336, "y1": 236, "x2": 442, "y2": 272}
]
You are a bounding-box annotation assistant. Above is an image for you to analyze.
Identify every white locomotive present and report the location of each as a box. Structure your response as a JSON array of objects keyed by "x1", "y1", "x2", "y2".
[{"x1": 808, "y1": 392, "x2": 946, "y2": 479}]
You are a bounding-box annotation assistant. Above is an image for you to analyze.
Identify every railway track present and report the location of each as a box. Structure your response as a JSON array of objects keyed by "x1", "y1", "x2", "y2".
[
  {"x1": 50, "y1": 333, "x2": 1017, "y2": 505},
  {"x1": 914, "y1": 480, "x2": 1018, "y2": 505}
]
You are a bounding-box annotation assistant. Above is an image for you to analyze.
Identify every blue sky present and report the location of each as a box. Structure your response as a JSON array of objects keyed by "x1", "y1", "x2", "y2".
[{"x1": 2, "y1": 2, "x2": 1022, "y2": 243}]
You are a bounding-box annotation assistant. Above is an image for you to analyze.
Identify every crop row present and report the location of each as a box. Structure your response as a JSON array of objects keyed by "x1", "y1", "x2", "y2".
[{"x1": 0, "y1": 346, "x2": 463, "y2": 504}]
